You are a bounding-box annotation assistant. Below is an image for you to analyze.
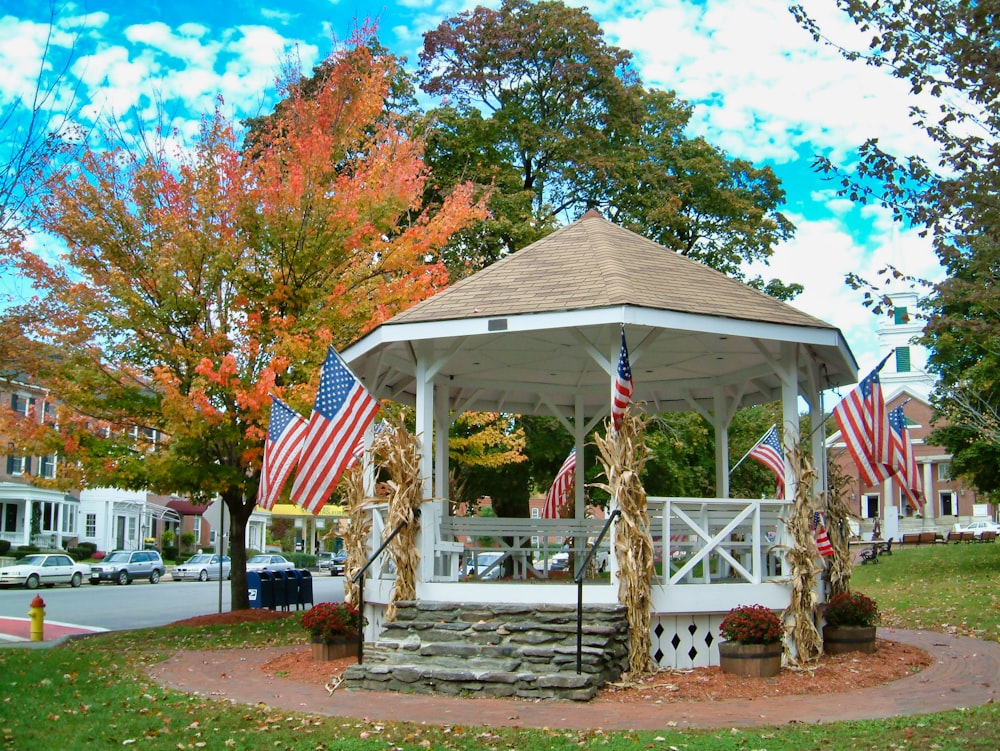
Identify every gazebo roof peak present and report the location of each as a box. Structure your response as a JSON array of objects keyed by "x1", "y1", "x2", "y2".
[{"x1": 389, "y1": 211, "x2": 833, "y2": 331}]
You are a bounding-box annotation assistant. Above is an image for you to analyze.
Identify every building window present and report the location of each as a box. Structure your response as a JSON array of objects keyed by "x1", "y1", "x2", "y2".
[
  {"x1": 41, "y1": 401, "x2": 58, "y2": 426},
  {"x1": 39, "y1": 455, "x2": 57, "y2": 479},
  {"x1": 2, "y1": 503, "x2": 19, "y2": 532},
  {"x1": 194, "y1": 523, "x2": 202, "y2": 545},
  {"x1": 62, "y1": 507, "x2": 76, "y2": 534},
  {"x1": 895, "y1": 346, "x2": 911, "y2": 372},
  {"x1": 531, "y1": 508, "x2": 540, "y2": 519},
  {"x1": 894, "y1": 306, "x2": 909, "y2": 324},
  {"x1": 10, "y1": 393, "x2": 34, "y2": 415},
  {"x1": 938, "y1": 462, "x2": 952, "y2": 481},
  {"x1": 86, "y1": 513, "x2": 97, "y2": 537},
  {"x1": 941, "y1": 491, "x2": 956, "y2": 516},
  {"x1": 6, "y1": 455, "x2": 31, "y2": 476}
]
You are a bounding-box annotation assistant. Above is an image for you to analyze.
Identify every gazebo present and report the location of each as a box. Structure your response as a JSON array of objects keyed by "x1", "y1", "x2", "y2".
[{"x1": 342, "y1": 210, "x2": 858, "y2": 668}]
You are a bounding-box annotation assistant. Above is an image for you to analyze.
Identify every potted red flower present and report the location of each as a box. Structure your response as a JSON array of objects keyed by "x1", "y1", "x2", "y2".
[
  {"x1": 718, "y1": 604, "x2": 784, "y2": 677},
  {"x1": 822, "y1": 591, "x2": 879, "y2": 654},
  {"x1": 301, "y1": 601, "x2": 366, "y2": 661}
]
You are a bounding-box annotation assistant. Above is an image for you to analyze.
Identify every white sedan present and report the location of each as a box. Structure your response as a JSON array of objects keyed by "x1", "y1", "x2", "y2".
[
  {"x1": 245, "y1": 554, "x2": 295, "y2": 572},
  {"x1": 172, "y1": 554, "x2": 232, "y2": 582},
  {"x1": 0, "y1": 553, "x2": 90, "y2": 589},
  {"x1": 958, "y1": 520, "x2": 1000, "y2": 539}
]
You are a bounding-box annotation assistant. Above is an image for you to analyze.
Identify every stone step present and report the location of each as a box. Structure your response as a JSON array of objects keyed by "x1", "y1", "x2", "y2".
[{"x1": 344, "y1": 601, "x2": 630, "y2": 701}]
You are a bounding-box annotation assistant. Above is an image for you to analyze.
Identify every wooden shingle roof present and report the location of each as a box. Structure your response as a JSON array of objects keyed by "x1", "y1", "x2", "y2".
[{"x1": 391, "y1": 210, "x2": 833, "y2": 331}]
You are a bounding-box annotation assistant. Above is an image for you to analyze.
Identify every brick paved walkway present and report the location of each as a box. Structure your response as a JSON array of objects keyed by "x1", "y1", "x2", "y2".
[{"x1": 147, "y1": 628, "x2": 1000, "y2": 730}]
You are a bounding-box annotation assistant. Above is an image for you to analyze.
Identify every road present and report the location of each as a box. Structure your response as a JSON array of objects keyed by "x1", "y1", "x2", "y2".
[{"x1": 0, "y1": 571, "x2": 346, "y2": 632}]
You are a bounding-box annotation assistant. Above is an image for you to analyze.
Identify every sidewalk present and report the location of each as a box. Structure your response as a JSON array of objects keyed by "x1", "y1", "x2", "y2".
[
  {"x1": 148, "y1": 628, "x2": 1000, "y2": 730},
  {"x1": 0, "y1": 616, "x2": 106, "y2": 645}
]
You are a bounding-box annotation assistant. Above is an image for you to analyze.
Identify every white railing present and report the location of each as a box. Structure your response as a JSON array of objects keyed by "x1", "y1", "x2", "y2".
[
  {"x1": 357, "y1": 496, "x2": 790, "y2": 587},
  {"x1": 648, "y1": 497, "x2": 790, "y2": 585}
]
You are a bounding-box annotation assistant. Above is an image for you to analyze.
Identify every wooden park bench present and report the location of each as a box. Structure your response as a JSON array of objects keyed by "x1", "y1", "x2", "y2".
[
  {"x1": 900, "y1": 532, "x2": 922, "y2": 546},
  {"x1": 977, "y1": 530, "x2": 997, "y2": 543},
  {"x1": 946, "y1": 530, "x2": 974, "y2": 543}
]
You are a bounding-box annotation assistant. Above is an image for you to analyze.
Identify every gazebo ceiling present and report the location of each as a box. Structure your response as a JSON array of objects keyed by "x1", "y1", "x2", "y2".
[{"x1": 343, "y1": 212, "x2": 858, "y2": 418}]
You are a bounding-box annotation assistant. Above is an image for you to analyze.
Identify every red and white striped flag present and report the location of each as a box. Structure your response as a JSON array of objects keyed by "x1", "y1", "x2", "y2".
[
  {"x1": 813, "y1": 511, "x2": 835, "y2": 557},
  {"x1": 832, "y1": 354, "x2": 893, "y2": 487},
  {"x1": 888, "y1": 403, "x2": 924, "y2": 512},
  {"x1": 748, "y1": 424, "x2": 785, "y2": 496},
  {"x1": 543, "y1": 448, "x2": 576, "y2": 519},
  {"x1": 290, "y1": 347, "x2": 379, "y2": 515},
  {"x1": 257, "y1": 396, "x2": 308, "y2": 511},
  {"x1": 611, "y1": 328, "x2": 634, "y2": 432}
]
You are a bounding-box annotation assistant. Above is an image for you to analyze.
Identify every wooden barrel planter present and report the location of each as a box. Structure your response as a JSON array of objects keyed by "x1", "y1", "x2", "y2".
[
  {"x1": 823, "y1": 625, "x2": 877, "y2": 655},
  {"x1": 718, "y1": 641, "x2": 783, "y2": 677},
  {"x1": 311, "y1": 637, "x2": 356, "y2": 661}
]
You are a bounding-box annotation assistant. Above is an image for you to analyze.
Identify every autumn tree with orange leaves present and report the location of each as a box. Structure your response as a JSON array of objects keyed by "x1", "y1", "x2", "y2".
[{"x1": 2, "y1": 35, "x2": 485, "y2": 608}]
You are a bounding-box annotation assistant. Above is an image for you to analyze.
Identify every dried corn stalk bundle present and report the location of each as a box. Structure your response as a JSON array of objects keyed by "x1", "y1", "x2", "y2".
[
  {"x1": 381, "y1": 410, "x2": 423, "y2": 621},
  {"x1": 824, "y1": 461, "x2": 856, "y2": 598},
  {"x1": 593, "y1": 409, "x2": 656, "y2": 676},
  {"x1": 338, "y1": 462, "x2": 371, "y2": 606},
  {"x1": 781, "y1": 447, "x2": 823, "y2": 665}
]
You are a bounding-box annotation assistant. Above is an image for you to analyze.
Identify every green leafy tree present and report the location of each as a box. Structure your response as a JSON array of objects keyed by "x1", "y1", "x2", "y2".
[
  {"x1": 418, "y1": 0, "x2": 798, "y2": 298},
  {"x1": 792, "y1": 1, "x2": 1000, "y2": 493}
]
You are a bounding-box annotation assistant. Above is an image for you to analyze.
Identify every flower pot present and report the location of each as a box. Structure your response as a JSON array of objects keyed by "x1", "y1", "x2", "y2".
[
  {"x1": 718, "y1": 640, "x2": 782, "y2": 677},
  {"x1": 310, "y1": 636, "x2": 356, "y2": 661},
  {"x1": 823, "y1": 625, "x2": 877, "y2": 655}
]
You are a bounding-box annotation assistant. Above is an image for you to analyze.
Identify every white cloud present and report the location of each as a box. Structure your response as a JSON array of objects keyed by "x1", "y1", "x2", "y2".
[{"x1": 604, "y1": 0, "x2": 934, "y2": 166}]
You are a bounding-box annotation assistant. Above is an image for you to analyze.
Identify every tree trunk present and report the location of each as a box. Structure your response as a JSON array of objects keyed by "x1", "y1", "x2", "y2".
[{"x1": 225, "y1": 490, "x2": 254, "y2": 611}]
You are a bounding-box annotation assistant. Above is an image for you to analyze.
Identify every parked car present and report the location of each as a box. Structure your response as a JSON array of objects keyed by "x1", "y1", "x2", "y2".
[
  {"x1": 465, "y1": 551, "x2": 505, "y2": 580},
  {"x1": 90, "y1": 549, "x2": 166, "y2": 585},
  {"x1": 0, "y1": 553, "x2": 90, "y2": 589},
  {"x1": 957, "y1": 519, "x2": 1000, "y2": 539},
  {"x1": 245, "y1": 554, "x2": 295, "y2": 573},
  {"x1": 172, "y1": 554, "x2": 232, "y2": 582},
  {"x1": 318, "y1": 550, "x2": 347, "y2": 576}
]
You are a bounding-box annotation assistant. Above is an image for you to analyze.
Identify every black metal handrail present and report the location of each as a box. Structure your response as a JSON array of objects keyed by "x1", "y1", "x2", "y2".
[
  {"x1": 573, "y1": 508, "x2": 621, "y2": 674},
  {"x1": 349, "y1": 508, "x2": 420, "y2": 664}
]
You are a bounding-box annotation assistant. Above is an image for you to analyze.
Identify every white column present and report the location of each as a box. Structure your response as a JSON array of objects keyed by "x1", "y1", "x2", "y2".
[
  {"x1": 713, "y1": 390, "x2": 730, "y2": 499},
  {"x1": 922, "y1": 462, "x2": 935, "y2": 523},
  {"x1": 779, "y1": 344, "x2": 800, "y2": 501}
]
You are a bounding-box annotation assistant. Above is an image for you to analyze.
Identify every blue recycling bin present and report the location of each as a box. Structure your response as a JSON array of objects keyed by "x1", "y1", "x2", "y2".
[
  {"x1": 271, "y1": 569, "x2": 291, "y2": 611},
  {"x1": 247, "y1": 571, "x2": 262, "y2": 609},
  {"x1": 258, "y1": 570, "x2": 275, "y2": 610},
  {"x1": 291, "y1": 569, "x2": 313, "y2": 609}
]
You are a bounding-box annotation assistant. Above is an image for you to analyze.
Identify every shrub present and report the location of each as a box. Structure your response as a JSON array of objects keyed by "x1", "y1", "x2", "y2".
[
  {"x1": 13, "y1": 545, "x2": 40, "y2": 560},
  {"x1": 0, "y1": 539, "x2": 10, "y2": 555},
  {"x1": 824, "y1": 591, "x2": 880, "y2": 628},
  {"x1": 301, "y1": 601, "x2": 366, "y2": 642},
  {"x1": 719, "y1": 604, "x2": 784, "y2": 645},
  {"x1": 288, "y1": 552, "x2": 317, "y2": 569},
  {"x1": 162, "y1": 545, "x2": 179, "y2": 561}
]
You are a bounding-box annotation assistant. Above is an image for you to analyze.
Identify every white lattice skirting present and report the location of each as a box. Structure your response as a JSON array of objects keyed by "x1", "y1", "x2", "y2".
[{"x1": 650, "y1": 613, "x2": 727, "y2": 668}]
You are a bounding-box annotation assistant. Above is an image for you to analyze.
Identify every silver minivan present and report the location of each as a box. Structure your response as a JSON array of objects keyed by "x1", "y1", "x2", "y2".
[{"x1": 90, "y1": 549, "x2": 166, "y2": 585}]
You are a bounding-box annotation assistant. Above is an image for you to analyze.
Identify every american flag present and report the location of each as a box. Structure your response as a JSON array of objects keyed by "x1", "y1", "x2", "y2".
[
  {"x1": 888, "y1": 404, "x2": 924, "y2": 512},
  {"x1": 748, "y1": 424, "x2": 785, "y2": 496},
  {"x1": 832, "y1": 354, "x2": 893, "y2": 487},
  {"x1": 290, "y1": 347, "x2": 379, "y2": 515},
  {"x1": 257, "y1": 396, "x2": 308, "y2": 511},
  {"x1": 611, "y1": 328, "x2": 634, "y2": 432},
  {"x1": 346, "y1": 420, "x2": 390, "y2": 470},
  {"x1": 543, "y1": 448, "x2": 576, "y2": 519},
  {"x1": 813, "y1": 511, "x2": 835, "y2": 557}
]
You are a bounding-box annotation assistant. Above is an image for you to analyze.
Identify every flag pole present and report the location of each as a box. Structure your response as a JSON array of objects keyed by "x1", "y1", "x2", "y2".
[{"x1": 729, "y1": 424, "x2": 775, "y2": 475}]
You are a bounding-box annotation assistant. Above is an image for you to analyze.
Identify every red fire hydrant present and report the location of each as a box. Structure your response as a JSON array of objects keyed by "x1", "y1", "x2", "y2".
[{"x1": 29, "y1": 595, "x2": 45, "y2": 642}]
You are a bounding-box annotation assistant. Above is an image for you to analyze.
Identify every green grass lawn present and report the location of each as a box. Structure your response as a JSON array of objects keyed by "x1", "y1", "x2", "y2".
[{"x1": 3, "y1": 543, "x2": 1000, "y2": 750}]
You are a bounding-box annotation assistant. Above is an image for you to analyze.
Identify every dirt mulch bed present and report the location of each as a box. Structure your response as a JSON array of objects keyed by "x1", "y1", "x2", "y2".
[{"x1": 170, "y1": 610, "x2": 931, "y2": 703}]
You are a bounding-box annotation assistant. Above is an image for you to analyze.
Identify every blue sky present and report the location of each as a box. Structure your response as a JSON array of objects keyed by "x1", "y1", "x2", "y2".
[{"x1": 1, "y1": 0, "x2": 944, "y2": 377}]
